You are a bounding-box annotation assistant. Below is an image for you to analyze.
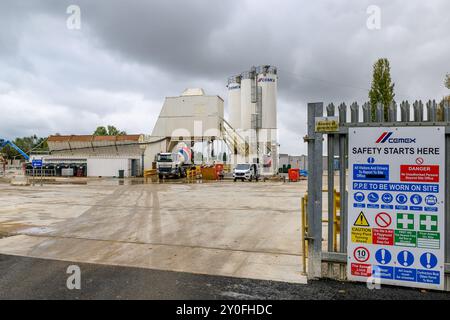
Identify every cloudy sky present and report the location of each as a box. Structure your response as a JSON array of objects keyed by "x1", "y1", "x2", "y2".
[{"x1": 1, "y1": 0, "x2": 449, "y2": 155}]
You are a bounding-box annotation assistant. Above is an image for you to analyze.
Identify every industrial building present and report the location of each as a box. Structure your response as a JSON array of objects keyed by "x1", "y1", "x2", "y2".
[
  {"x1": 26, "y1": 65, "x2": 280, "y2": 178},
  {"x1": 143, "y1": 88, "x2": 225, "y2": 169},
  {"x1": 30, "y1": 135, "x2": 146, "y2": 177}
]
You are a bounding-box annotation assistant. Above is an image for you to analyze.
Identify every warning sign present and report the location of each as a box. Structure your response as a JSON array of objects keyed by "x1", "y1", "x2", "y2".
[
  {"x1": 315, "y1": 116, "x2": 339, "y2": 133},
  {"x1": 351, "y1": 227, "x2": 372, "y2": 244},
  {"x1": 400, "y1": 165, "x2": 439, "y2": 183},
  {"x1": 348, "y1": 127, "x2": 445, "y2": 290},
  {"x1": 354, "y1": 211, "x2": 370, "y2": 227}
]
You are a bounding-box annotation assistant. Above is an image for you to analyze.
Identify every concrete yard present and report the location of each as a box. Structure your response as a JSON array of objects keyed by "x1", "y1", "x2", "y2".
[{"x1": 0, "y1": 179, "x2": 307, "y2": 284}]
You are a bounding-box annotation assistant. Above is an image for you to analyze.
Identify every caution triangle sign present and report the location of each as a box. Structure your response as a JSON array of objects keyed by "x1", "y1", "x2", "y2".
[{"x1": 354, "y1": 211, "x2": 370, "y2": 227}]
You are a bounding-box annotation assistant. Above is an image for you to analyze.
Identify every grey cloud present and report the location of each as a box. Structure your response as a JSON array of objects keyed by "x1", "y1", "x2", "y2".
[{"x1": 0, "y1": 0, "x2": 449, "y2": 155}]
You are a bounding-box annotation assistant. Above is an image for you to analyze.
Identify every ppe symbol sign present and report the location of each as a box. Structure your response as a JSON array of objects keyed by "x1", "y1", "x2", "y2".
[
  {"x1": 397, "y1": 250, "x2": 414, "y2": 267},
  {"x1": 425, "y1": 195, "x2": 437, "y2": 206},
  {"x1": 375, "y1": 212, "x2": 392, "y2": 228},
  {"x1": 375, "y1": 248, "x2": 392, "y2": 265},
  {"x1": 381, "y1": 193, "x2": 393, "y2": 204},
  {"x1": 420, "y1": 252, "x2": 438, "y2": 269},
  {"x1": 354, "y1": 192, "x2": 365, "y2": 202},
  {"x1": 368, "y1": 192, "x2": 379, "y2": 203},
  {"x1": 419, "y1": 215, "x2": 438, "y2": 232},
  {"x1": 410, "y1": 194, "x2": 423, "y2": 205},
  {"x1": 396, "y1": 194, "x2": 408, "y2": 205},
  {"x1": 354, "y1": 212, "x2": 370, "y2": 227},
  {"x1": 397, "y1": 213, "x2": 414, "y2": 230},
  {"x1": 354, "y1": 247, "x2": 370, "y2": 263}
]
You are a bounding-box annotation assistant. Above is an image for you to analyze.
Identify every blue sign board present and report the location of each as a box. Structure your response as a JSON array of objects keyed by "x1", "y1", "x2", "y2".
[
  {"x1": 31, "y1": 159, "x2": 43, "y2": 168},
  {"x1": 353, "y1": 164, "x2": 389, "y2": 181}
]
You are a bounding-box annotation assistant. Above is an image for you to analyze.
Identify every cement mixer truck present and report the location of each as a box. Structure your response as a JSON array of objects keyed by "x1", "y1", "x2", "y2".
[{"x1": 156, "y1": 143, "x2": 193, "y2": 179}]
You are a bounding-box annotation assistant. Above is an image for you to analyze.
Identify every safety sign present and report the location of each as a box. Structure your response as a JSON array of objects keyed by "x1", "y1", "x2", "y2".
[
  {"x1": 375, "y1": 212, "x2": 392, "y2": 228},
  {"x1": 354, "y1": 212, "x2": 370, "y2": 227},
  {"x1": 348, "y1": 127, "x2": 445, "y2": 290},
  {"x1": 354, "y1": 247, "x2": 370, "y2": 262},
  {"x1": 375, "y1": 248, "x2": 392, "y2": 265}
]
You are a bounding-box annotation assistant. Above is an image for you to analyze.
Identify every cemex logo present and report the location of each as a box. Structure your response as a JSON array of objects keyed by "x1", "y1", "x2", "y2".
[
  {"x1": 375, "y1": 132, "x2": 416, "y2": 144},
  {"x1": 257, "y1": 78, "x2": 276, "y2": 83}
]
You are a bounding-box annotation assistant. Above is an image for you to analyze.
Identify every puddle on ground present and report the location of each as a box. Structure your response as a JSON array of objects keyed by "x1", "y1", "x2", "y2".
[{"x1": 18, "y1": 226, "x2": 55, "y2": 235}]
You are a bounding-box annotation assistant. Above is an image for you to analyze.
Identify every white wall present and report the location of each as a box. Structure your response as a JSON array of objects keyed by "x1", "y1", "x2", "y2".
[{"x1": 87, "y1": 158, "x2": 131, "y2": 177}]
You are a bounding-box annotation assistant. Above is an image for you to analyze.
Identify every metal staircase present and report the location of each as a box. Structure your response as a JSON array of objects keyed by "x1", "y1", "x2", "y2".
[{"x1": 220, "y1": 118, "x2": 249, "y2": 157}]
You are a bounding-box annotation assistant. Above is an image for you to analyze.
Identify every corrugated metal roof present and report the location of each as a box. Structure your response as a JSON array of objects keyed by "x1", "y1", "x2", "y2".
[{"x1": 47, "y1": 135, "x2": 142, "y2": 142}]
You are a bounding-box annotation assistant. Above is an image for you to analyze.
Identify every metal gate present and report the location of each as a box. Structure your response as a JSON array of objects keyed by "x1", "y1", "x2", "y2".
[{"x1": 305, "y1": 100, "x2": 450, "y2": 290}]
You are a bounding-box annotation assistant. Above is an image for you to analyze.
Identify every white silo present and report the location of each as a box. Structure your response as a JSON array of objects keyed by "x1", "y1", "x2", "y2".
[
  {"x1": 256, "y1": 65, "x2": 277, "y2": 130},
  {"x1": 227, "y1": 75, "x2": 241, "y2": 130},
  {"x1": 256, "y1": 65, "x2": 278, "y2": 175},
  {"x1": 240, "y1": 69, "x2": 256, "y2": 131}
]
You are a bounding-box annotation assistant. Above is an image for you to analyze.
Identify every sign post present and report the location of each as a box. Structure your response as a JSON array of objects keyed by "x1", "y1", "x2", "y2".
[
  {"x1": 31, "y1": 159, "x2": 43, "y2": 187},
  {"x1": 347, "y1": 127, "x2": 445, "y2": 290}
]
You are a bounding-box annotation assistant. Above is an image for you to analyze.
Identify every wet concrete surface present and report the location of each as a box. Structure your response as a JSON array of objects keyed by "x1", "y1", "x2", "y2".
[
  {"x1": 0, "y1": 179, "x2": 307, "y2": 283},
  {"x1": 1, "y1": 254, "x2": 449, "y2": 300}
]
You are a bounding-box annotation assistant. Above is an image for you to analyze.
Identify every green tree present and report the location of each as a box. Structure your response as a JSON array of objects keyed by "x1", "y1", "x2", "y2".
[
  {"x1": 445, "y1": 74, "x2": 450, "y2": 89},
  {"x1": 369, "y1": 58, "x2": 395, "y2": 120},
  {"x1": 0, "y1": 135, "x2": 48, "y2": 159},
  {"x1": 93, "y1": 125, "x2": 126, "y2": 136}
]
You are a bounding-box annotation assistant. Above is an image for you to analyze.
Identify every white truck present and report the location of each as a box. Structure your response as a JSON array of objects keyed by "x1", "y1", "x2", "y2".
[
  {"x1": 156, "y1": 143, "x2": 193, "y2": 179},
  {"x1": 233, "y1": 163, "x2": 260, "y2": 182}
]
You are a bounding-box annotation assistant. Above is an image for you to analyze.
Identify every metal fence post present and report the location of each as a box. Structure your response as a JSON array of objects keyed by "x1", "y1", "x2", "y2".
[
  {"x1": 388, "y1": 101, "x2": 397, "y2": 122},
  {"x1": 376, "y1": 102, "x2": 384, "y2": 122},
  {"x1": 400, "y1": 101, "x2": 410, "y2": 122},
  {"x1": 307, "y1": 102, "x2": 324, "y2": 279},
  {"x1": 413, "y1": 100, "x2": 423, "y2": 122},
  {"x1": 326, "y1": 103, "x2": 335, "y2": 276},
  {"x1": 362, "y1": 102, "x2": 371, "y2": 123},
  {"x1": 338, "y1": 103, "x2": 348, "y2": 279}
]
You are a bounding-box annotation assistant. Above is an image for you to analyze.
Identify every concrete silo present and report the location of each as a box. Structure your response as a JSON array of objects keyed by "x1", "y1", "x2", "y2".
[
  {"x1": 227, "y1": 75, "x2": 242, "y2": 130},
  {"x1": 240, "y1": 68, "x2": 256, "y2": 131},
  {"x1": 225, "y1": 65, "x2": 279, "y2": 175},
  {"x1": 256, "y1": 65, "x2": 277, "y2": 130}
]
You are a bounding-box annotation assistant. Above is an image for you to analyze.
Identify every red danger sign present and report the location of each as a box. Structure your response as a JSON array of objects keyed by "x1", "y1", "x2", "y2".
[
  {"x1": 351, "y1": 263, "x2": 372, "y2": 277},
  {"x1": 400, "y1": 165, "x2": 439, "y2": 182},
  {"x1": 375, "y1": 212, "x2": 392, "y2": 228},
  {"x1": 372, "y1": 228, "x2": 394, "y2": 246}
]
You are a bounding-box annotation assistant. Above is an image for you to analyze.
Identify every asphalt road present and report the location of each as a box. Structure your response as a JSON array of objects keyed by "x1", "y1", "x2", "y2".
[{"x1": 0, "y1": 254, "x2": 449, "y2": 300}]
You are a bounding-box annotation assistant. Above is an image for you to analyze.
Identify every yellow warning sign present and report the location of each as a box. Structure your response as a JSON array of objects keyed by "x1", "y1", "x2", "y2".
[
  {"x1": 351, "y1": 227, "x2": 372, "y2": 244},
  {"x1": 354, "y1": 211, "x2": 370, "y2": 227}
]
